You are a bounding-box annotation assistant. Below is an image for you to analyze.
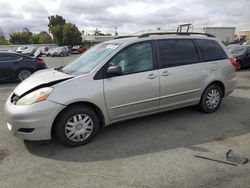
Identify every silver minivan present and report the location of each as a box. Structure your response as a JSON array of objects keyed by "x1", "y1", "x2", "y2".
[{"x1": 5, "y1": 33, "x2": 237, "y2": 146}]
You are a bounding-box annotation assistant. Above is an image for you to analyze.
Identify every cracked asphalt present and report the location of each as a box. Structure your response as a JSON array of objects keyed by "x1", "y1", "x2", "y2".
[{"x1": 0, "y1": 56, "x2": 250, "y2": 188}]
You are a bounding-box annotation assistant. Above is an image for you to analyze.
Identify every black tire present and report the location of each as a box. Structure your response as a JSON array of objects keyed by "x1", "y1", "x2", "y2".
[
  {"x1": 60, "y1": 53, "x2": 63, "y2": 57},
  {"x1": 199, "y1": 84, "x2": 223, "y2": 113},
  {"x1": 17, "y1": 69, "x2": 32, "y2": 82},
  {"x1": 237, "y1": 60, "x2": 242, "y2": 71},
  {"x1": 55, "y1": 105, "x2": 99, "y2": 147}
]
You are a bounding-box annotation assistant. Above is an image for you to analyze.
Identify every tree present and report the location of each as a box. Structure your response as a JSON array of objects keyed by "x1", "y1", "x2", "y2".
[
  {"x1": 62, "y1": 23, "x2": 82, "y2": 46},
  {"x1": 48, "y1": 15, "x2": 66, "y2": 45},
  {"x1": 38, "y1": 32, "x2": 52, "y2": 44},
  {"x1": 9, "y1": 32, "x2": 31, "y2": 44},
  {"x1": 29, "y1": 34, "x2": 40, "y2": 44},
  {"x1": 0, "y1": 37, "x2": 8, "y2": 45}
]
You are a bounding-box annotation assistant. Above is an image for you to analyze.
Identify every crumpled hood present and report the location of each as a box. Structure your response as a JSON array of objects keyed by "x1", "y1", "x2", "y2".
[{"x1": 14, "y1": 69, "x2": 73, "y2": 97}]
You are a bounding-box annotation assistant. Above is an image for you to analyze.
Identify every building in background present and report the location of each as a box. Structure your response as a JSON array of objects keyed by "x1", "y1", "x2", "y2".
[
  {"x1": 238, "y1": 31, "x2": 250, "y2": 41},
  {"x1": 205, "y1": 27, "x2": 235, "y2": 43}
]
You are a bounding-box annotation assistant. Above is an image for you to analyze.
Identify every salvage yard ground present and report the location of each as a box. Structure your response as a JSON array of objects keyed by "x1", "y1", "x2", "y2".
[{"x1": 0, "y1": 56, "x2": 250, "y2": 188}]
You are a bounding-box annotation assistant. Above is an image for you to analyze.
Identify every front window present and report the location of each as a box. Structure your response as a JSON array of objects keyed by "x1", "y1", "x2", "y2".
[
  {"x1": 108, "y1": 42, "x2": 153, "y2": 74},
  {"x1": 62, "y1": 43, "x2": 120, "y2": 75}
]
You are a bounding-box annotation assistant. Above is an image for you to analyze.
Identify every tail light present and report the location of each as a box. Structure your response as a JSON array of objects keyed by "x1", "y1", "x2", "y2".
[
  {"x1": 229, "y1": 58, "x2": 237, "y2": 71},
  {"x1": 36, "y1": 59, "x2": 45, "y2": 65}
]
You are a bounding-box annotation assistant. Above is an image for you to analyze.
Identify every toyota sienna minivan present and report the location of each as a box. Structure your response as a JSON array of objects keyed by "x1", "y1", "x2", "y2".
[{"x1": 5, "y1": 33, "x2": 237, "y2": 147}]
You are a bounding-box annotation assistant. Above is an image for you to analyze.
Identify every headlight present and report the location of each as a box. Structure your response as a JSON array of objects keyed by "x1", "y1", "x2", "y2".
[{"x1": 16, "y1": 87, "x2": 53, "y2": 105}]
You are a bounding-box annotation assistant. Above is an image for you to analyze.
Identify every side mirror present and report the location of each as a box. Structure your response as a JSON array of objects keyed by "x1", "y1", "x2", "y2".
[{"x1": 107, "y1": 66, "x2": 122, "y2": 77}]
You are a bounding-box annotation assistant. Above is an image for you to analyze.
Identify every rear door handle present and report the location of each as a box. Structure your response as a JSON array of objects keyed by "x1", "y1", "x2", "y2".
[
  {"x1": 161, "y1": 71, "x2": 170, "y2": 76},
  {"x1": 147, "y1": 74, "x2": 158, "y2": 79}
]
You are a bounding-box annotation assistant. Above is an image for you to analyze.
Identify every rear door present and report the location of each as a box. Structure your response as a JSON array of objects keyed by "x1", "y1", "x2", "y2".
[
  {"x1": 0, "y1": 54, "x2": 22, "y2": 80},
  {"x1": 155, "y1": 39, "x2": 210, "y2": 109},
  {"x1": 103, "y1": 41, "x2": 160, "y2": 121}
]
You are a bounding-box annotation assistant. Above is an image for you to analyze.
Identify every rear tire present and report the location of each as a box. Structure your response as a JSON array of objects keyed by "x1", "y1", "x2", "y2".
[
  {"x1": 199, "y1": 84, "x2": 223, "y2": 113},
  {"x1": 17, "y1": 69, "x2": 32, "y2": 82},
  {"x1": 55, "y1": 105, "x2": 99, "y2": 147}
]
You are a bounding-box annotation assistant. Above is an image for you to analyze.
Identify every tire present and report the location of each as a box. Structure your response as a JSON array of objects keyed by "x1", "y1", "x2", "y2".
[
  {"x1": 55, "y1": 105, "x2": 99, "y2": 147},
  {"x1": 17, "y1": 69, "x2": 32, "y2": 82},
  {"x1": 60, "y1": 53, "x2": 63, "y2": 57},
  {"x1": 199, "y1": 84, "x2": 223, "y2": 113},
  {"x1": 237, "y1": 60, "x2": 242, "y2": 71}
]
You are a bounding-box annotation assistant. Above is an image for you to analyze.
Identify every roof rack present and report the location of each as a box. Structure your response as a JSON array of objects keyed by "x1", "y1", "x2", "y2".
[
  {"x1": 138, "y1": 32, "x2": 215, "y2": 38},
  {"x1": 114, "y1": 35, "x2": 137, "y2": 39}
]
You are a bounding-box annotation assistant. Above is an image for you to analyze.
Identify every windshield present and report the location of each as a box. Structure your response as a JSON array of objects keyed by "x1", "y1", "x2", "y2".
[
  {"x1": 62, "y1": 43, "x2": 120, "y2": 75},
  {"x1": 228, "y1": 45, "x2": 246, "y2": 55}
]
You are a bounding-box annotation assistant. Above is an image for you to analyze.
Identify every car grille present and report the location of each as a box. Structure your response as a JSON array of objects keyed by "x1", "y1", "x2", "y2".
[{"x1": 10, "y1": 93, "x2": 20, "y2": 105}]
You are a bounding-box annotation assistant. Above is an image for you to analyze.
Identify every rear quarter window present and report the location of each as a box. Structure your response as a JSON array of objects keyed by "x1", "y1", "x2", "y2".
[{"x1": 195, "y1": 39, "x2": 228, "y2": 62}]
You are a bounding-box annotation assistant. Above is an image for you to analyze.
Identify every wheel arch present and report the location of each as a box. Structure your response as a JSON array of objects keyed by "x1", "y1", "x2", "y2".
[
  {"x1": 202, "y1": 80, "x2": 225, "y2": 98},
  {"x1": 51, "y1": 101, "x2": 105, "y2": 139}
]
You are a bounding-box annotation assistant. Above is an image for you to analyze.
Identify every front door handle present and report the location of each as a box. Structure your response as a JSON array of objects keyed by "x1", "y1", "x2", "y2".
[
  {"x1": 161, "y1": 71, "x2": 170, "y2": 76},
  {"x1": 147, "y1": 74, "x2": 158, "y2": 79}
]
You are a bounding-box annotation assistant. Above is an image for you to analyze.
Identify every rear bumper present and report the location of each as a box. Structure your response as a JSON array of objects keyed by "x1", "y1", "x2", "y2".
[
  {"x1": 4, "y1": 97, "x2": 65, "y2": 140},
  {"x1": 225, "y1": 77, "x2": 237, "y2": 96},
  {"x1": 35, "y1": 64, "x2": 47, "y2": 70}
]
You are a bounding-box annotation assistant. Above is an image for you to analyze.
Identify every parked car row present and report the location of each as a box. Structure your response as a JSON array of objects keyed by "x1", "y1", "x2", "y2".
[
  {"x1": 12, "y1": 45, "x2": 87, "y2": 58},
  {"x1": 227, "y1": 44, "x2": 250, "y2": 70},
  {"x1": 13, "y1": 46, "x2": 50, "y2": 57}
]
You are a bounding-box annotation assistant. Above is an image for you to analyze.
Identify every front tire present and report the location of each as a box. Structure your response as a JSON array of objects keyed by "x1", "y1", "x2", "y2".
[
  {"x1": 199, "y1": 84, "x2": 223, "y2": 113},
  {"x1": 55, "y1": 105, "x2": 99, "y2": 147}
]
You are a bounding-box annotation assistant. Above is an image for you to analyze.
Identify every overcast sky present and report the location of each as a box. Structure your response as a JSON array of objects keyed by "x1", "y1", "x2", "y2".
[{"x1": 0, "y1": 0, "x2": 249, "y2": 36}]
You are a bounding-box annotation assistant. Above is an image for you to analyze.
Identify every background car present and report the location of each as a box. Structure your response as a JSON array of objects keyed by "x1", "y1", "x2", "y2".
[
  {"x1": 243, "y1": 40, "x2": 250, "y2": 46},
  {"x1": 21, "y1": 46, "x2": 37, "y2": 56},
  {"x1": 0, "y1": 52, "x2": 47, "y2": 82},
  {"x1": 45, "y1": 47, "x2": 55, "y2": 56},
  {"x1": 16, "y1": 46, "x2": 28, "y2": 53},
  {"x1": 229, "y1": 45, "x2": 250, "y2": 70},
  {"x1": 71, "y1": 45, "x2": 87, "y2": 54},
  {"x1": 43, "y1": 46, "x2": 52, "y2": 55},
  {"x1": 50, "y1": 46, "x2": 70, "y2": 57}
]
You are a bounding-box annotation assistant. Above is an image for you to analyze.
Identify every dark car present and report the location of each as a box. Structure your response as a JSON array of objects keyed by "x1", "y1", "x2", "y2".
[
  {"x1": 0, "y1": 52, "x2": 47, "y2": 82},
  {"x1": 229, "y1": 45, "x2": 250, "y2": 70},
  {"x1": 71, "y1": 45, "x2": 87, "y2": 54}
]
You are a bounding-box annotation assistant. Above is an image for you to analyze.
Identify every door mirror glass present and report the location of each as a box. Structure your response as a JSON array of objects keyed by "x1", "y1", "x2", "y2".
[{"x1": 107, "y1": 66, "x2": 122, "y2": 77}]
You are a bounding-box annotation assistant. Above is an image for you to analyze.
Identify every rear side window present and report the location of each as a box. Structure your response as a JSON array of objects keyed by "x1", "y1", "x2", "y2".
[
  {"x1": 195, "y1": 39, "x2": 228, "y2": 61},
  {"x1": 156, "y1": 39, "x2": 200, "y2": 68},
  {"x1": 0, "y1": 54, "x2": 20, "y2": 61}
]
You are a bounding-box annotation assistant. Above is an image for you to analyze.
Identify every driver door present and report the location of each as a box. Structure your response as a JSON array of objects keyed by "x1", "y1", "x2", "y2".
[{"x1": 103, "y1": 41, "x2": 160, "y2": 121}]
